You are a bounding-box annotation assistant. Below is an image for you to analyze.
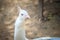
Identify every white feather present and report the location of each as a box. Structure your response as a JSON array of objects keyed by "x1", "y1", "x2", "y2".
[{"x1": 14, "y1": 6, "x2": 29, "y2": 40}]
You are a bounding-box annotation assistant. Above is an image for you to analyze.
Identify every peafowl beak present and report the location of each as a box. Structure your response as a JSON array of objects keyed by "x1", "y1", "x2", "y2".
[{"x1": 26, "y1": 15, "x2": 30, "y2": 19}]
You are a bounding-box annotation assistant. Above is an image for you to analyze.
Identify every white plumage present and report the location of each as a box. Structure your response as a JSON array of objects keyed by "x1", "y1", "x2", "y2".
[{"x1": 14, "y1": 6, "x2": 30, "y2": 40}]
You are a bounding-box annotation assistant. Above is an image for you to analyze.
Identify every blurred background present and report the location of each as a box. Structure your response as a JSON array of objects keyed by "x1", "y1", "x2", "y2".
[{"x1": 0, "y1": 0, "x2": 60, "y2": 40}]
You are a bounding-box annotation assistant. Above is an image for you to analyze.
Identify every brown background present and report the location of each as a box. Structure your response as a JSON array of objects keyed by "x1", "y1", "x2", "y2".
[{"x1": 0, "y1": 0, "x2": 60, "y2": 40}]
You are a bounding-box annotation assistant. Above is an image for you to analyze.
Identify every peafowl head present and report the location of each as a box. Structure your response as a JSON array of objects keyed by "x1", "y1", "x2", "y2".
[{"x1": 18, "y1": 6, "x2": 30, "y2": 20}]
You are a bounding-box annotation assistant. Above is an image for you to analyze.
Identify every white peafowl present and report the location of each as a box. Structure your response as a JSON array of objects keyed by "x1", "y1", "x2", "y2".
[
  {"x1": 14, "y1": 6, "x2": 51, "y2": 40},
  {"x1": 14, "y1": 6, "x2": 30, "y2": 40},
  {"x1": 14, "y1": 6, "x2": 60, "y2": 40}
]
